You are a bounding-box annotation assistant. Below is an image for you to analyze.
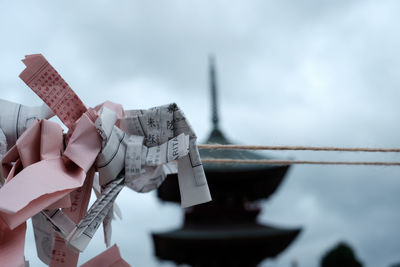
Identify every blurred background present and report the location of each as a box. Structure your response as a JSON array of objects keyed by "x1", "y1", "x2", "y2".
[{"x1": 1, "y1": 1, "x2": 400, "y2": 266}]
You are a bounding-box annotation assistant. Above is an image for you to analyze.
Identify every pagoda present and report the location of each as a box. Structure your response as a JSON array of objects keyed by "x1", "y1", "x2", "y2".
[{"x1": 152, "y1": 56, "x2": 301, "y2": 267}]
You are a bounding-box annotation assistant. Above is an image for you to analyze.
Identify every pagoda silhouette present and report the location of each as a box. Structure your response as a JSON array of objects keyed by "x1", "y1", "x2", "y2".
[{"x1": 152, "y1": 56, "x2": 301, "y2": 267}]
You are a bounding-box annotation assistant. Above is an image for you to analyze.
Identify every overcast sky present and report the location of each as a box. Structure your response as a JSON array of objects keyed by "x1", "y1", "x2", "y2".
[{"x1": 1, "y1": 1, "x2": 400, "y2": 266}]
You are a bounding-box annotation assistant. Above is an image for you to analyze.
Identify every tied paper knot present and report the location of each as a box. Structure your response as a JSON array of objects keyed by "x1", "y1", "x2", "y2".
[
  {"x1": 0, "y1": 54, "x2": 211, "y2": 267},
  {"x1": 95, "y1": 104, "x2": 208, "y2": 206}
]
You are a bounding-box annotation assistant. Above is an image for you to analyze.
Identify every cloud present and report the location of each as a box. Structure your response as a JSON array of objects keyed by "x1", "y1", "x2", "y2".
[{"x1": 1, "y1": 0, "x2": 400, "y2": 266}]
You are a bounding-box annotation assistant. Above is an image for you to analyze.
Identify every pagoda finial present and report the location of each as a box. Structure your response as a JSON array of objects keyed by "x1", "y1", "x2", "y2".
[{"x1": 209, "y1": 54, "x2": 219, "y2": 130}]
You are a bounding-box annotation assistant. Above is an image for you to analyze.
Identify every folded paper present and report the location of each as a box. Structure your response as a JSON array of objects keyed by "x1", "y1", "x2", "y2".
[
  {"x1": 80, "y1": 244, "x2": 130, "y2": 267},
  {"x1": 0, "y1": 54, "x2": 211, "y2": 267}
]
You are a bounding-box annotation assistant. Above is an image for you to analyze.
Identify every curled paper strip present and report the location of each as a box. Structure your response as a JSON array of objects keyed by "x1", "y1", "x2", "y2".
[
  {"x1": 0, "y1": 54, "x2": 211, "y2": 267},
  {"x1": 0, "y1": 99, "x2": 54, "y2": 151},
  {"x1": 80, "y1": 244, "x2": 130, "y2": 267}
]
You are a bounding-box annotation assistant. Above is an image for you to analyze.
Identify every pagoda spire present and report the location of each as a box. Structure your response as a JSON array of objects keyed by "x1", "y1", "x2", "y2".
[{"x1": 209, "y1": 54, "x2": 219, "y2": 130}]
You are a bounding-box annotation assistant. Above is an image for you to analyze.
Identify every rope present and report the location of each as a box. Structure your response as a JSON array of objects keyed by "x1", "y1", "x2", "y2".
[
  {"x1": 201, "y1": 158, "x2": 400, "y2": 166},
  {"x1": 198, "y1": 144, "x2": 400, "y2": 153},
  {"x1": 199, "y1": 144, "x2": 400, "y2": 166}
]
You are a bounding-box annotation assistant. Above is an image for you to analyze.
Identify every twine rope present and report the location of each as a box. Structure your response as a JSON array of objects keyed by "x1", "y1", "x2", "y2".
[
  {"x1": 201, "y1": 159, "x2": 400, "y2": 166},
  {"x1": 198, "y1": 144, "x2": 400, "y2": 152},
  {"x1": 198, "y1": 144, "x2": 400, "y2": 166}
]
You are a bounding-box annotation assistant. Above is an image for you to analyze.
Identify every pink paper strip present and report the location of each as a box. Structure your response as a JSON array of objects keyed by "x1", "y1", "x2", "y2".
[
  {"x1": 0, "y1": 117, "x2": 101, "y2": 229},
  {"x1": 64, "y1": 114, "x2": 101, "y2": 172},
  {"x1": 19, "y1": 54, "x2": 87, "y2": 129},
  {"x1": 0, "y1": 218, "x2": 26, "y2": 267},
  {"x1": 80, "y1": 244, "x2": 130, "y2": 267}
]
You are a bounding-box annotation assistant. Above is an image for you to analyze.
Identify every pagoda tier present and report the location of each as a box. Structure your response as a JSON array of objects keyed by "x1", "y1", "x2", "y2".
[
  {"x1": 153, "y1": 223, "x2": 300, "y2": 267},
  {"x1": 152, "y1": 56, "x2": 301, "y2": 266},
  {"x1": 153, "y1": 128, "x2": 301, "y2": 266}
]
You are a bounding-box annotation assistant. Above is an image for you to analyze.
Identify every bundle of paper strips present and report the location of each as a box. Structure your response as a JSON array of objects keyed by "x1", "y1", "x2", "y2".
[{"x1": 0, "y1": 54, "x2": 212, "y2": 267}]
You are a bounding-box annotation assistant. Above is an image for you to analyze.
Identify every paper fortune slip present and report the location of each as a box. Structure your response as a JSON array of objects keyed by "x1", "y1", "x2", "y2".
[{"x1": 0, "y1": 54, "x2": 211, "y2": 267}]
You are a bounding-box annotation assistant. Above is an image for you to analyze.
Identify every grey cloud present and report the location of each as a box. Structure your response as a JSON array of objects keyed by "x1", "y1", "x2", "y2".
[{"x1": 1, "y1": 1, "x2": 400, "y2": 266}]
